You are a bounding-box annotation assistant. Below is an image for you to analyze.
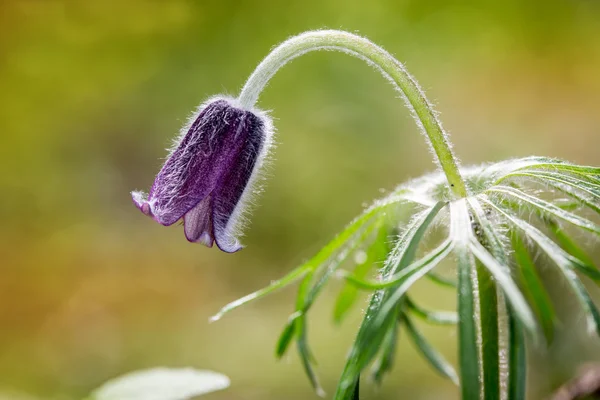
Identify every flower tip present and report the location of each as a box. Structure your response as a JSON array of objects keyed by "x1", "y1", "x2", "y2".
[
  {"x1": 184, "y1": 227, "x2": 214, "y2": 248},
  {"x1": 215, "y1": 240, "x2": 243, "y2": 254},
  {"x1": 131, "y1": 191, "x2": 153, "y2": 217},
  {"x1": 213, "y1": 228, "x2": 244, "y2": 253},
  {"x1": 208, "y1": 314, "x2": 221, "y2": 323}
]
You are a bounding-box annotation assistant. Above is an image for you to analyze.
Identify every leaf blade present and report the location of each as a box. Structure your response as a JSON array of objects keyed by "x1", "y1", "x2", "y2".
[
  {"x1": 402, "y1": 315, "x2": 459, "y2": 385},
  {"x1": 406, "y1": 297, "x2": 458, "y2": 325},
  {"x1": 507, "y1": 306, "x2": 527, "y2": 400},
  {"x1": 334, "y1": 223, "x2": 390, "y2": 323},
  {"x1": 213, "y1": 196, "x2": 400, "y2": 321},
  {"x1": 371, "y1": 312, "x2": 400, "y2": 384},
  {"x1": 341, "y1": 239, "x2": 454, "y2": 290},
  {"x1": 456, "y1": 245, "x2": 480, "y2": 400},
  {"x1": 511, "y1": 232, "x2": 556, "y2": 344},
  {"x1": 475, "y1": 260, "x2": 501, "y2": 399},
  {"x1": 487, "y1": 185, "x2": 600, "y2": 235},
  {"x1": 450, "y1": 200, "x2": 481, "y2": 400},
  {"x1": 334, "y1": 202, "x2": 447, "y2": 399},
  {"x1": 469, "y1": 239, "x2": 538, "y2": 338},
  {"x1": 483, "y1": 198, "x2": 600, "y2": 336},
  {"x1": 211, "y1": 265, "x2": 307, "y2": 321}
]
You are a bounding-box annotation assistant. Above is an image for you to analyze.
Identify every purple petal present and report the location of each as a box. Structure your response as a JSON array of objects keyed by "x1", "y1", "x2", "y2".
[
  {"x1": 132, "y1": 96, "x2": 272, "y2": 251},
  {"x1": 211, "y1": 120, "x2": 265, "y2": 253},
  {"x1": 148, "y1": 100, "x2": 249, "y2": 226},
  {"x1": 183, "y1": 195, "x2": 214, "y2": 247}
]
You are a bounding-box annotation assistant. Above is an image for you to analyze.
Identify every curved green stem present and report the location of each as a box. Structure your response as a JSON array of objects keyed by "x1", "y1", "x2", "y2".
[{"x1": 238, "y1": 30, "x2": 468, "y2": 198}]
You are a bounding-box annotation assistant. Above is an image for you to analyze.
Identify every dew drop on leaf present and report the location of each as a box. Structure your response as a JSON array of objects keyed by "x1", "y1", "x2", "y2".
[{"x1": 354, "y1": 250, "x2": 368, "y2": 265}]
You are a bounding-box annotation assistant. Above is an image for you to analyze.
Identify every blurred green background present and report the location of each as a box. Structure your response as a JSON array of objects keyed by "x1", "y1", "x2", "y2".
[{"x1": 2, "y1": 1, "x2": 600, "y2": 399}]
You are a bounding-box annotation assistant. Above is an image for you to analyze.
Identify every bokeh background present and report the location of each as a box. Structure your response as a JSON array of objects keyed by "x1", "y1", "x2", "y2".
[{"x1": 2, "y1": 1, "x2": 600, "y2": 399}]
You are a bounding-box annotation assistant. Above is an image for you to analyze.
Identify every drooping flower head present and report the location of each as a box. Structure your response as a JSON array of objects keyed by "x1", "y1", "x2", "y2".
[{"x1": 132, "y1": 97, "x2": 273, "y2": 252}]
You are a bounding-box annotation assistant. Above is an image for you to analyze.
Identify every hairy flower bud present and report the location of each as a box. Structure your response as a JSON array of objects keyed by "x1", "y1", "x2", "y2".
[{"x1": 132, "y1": 97, "x2": 272, "y2": 252}]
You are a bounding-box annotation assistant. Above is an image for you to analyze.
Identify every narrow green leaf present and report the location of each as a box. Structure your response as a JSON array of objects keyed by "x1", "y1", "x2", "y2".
[
  {"x1": 513, "y1": 201, "x2": 600, "y2": 283},
  {"x1": 334, "y1": 223, "x2": 390, "y2": 323},
  {"x1": 382, "y1": 202, "x2": 449, "y2": 279},
  {"x1": 296, "y1": 316, "x2": 325, "y2": 397},
  {"x1": 556, "y1": 200, "x2": 585, "y2": 211},
  {"x1": 507, "y1": 306, "x2": 527, "y2": 400},
  {"x1": 500, "y1": 195, "x2": 600, "y2": 282},
  {"x1": 483, "y1": 199, "x2": 600, "y2": 336},
  {"x1": 484, "y1": 157, "x2": 600, "y2": 192},
  {"x1": 510, "y1": 160, "x2": 600, "y2": 177},
  {"x1": 546, "y1": 219, "x2": 598, "y2": 270},
  {"x1": 475, "y1": 260, "x2": 500, "y2": 399},
  {"x1": 211, "y1": 265, "x2": 307, "y2": 321},
  {"x1": 449, "y1": 199, "x2": 481, "y2": 400},
  {"x1": 352, "y1": 240, "x2": 453, "y2": 364},
  {"x1": 371, "y1": 311, "x2": 400, "y2": 384},
  {"x1": 467, "y1": 197, "x2": 512, "y2": 398},
  {"x1": 488, "y1": 185, "x2": 600, "y2": 235},
  {"x1": 340, "y1": 239, "x2": 453, "y2": 388},
  {"x1": 496, "y1": 169, "x2": 600, "y2": 193},
  {"x1": 482, "y1": 156, "x2": 559, "y2": 183},
  {"x1": 351, "y1": 377, "x2": 360, "y2": 400},
  {"x1": 469, "y1": 239, "x2": 538, "y2": 338},
  {"x1": 449, "y1": 199, "x2": 472, "y2": 246},
  {"x1": 302, "y1": 217, "x2": 380, "y2": 312},
  {"x1": 289, "y1": 216, "x2": 382, "y2": 392},
  {"x1": 467, "y1": 197, "x2": 507, "y2": 262},
  {"x1": 293, "y1": 275, "x2": 324, "y2": 396},
  {"x1": 341, "y1": 239, "x2": 453, "y2": 290},
  {"x1": 406, "y1": 297, "x2": 458, "y2": 325},
  {"x1": 275, "y1": 312, "x2": 301, "y2": 358},
  {"x1": 402, "y1": 315, "x2": 459, "y2": 384},
  {"x1": 544, "y1": 180, "x2": 600, "y2": 215},
  {"x1": 498, "y1": 170, "x2": 600, "y2": 214},
  {"x1": 334, "y1": 202, "x2": 447, "y2": 399},
  {"x1": 456, "y1": 245, "x2": 481, "y2": 400},
  {"x1": 213, "y1": 197, "x2": 398, "y2": 321},
  {"x1": 511, "y1": 233, "x2": 556, "y2": 344},
  {"x1": 304, "y1": 200, "x2": 391, "y2": 272}
]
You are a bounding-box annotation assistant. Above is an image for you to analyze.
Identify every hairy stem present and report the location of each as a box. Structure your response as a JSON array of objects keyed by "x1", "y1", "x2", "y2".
[{"x1": 238, "y1": 30, "x2": 468, "y2": 198}]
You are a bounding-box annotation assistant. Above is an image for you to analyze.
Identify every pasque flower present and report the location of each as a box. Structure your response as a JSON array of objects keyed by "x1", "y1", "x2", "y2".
[
  {"x1": 132, "y1": 97, "x2": 272, "y2": 252},
  {"x1": 130, "y1": 29, "x2": 600, "y2": 400},
  {"x1": 202, "y1": 31, "x2": 600, "y2": 400}
]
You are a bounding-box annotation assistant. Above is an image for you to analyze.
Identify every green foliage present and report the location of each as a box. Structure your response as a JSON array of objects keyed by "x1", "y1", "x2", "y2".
[{"x1": 215, "y1": 156, "x2": 600, "y2": 399}]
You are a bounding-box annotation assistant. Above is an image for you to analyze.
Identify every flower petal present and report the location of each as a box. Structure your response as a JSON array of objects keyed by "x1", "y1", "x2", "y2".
[
  {"x1": 131, "y1": 96, "x2": 273, "y2": 251},
  {"x1": 148, "y1": 100, "x2": 252, "y2": 226},
  {"x1": 211, "y1": 122, "x2": 265, "y2": 253},
  {"x1": 183, "y1": 196, "x2": 215, "y2": 247},
  {"x1": 213, "y1": 226, "x2": 243, "y2": 253}
]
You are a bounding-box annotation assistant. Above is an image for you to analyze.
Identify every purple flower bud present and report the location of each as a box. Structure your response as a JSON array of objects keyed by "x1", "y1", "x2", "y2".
[{"x1": 132, "y1": 97, "x2": 273, "y2": 252}]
